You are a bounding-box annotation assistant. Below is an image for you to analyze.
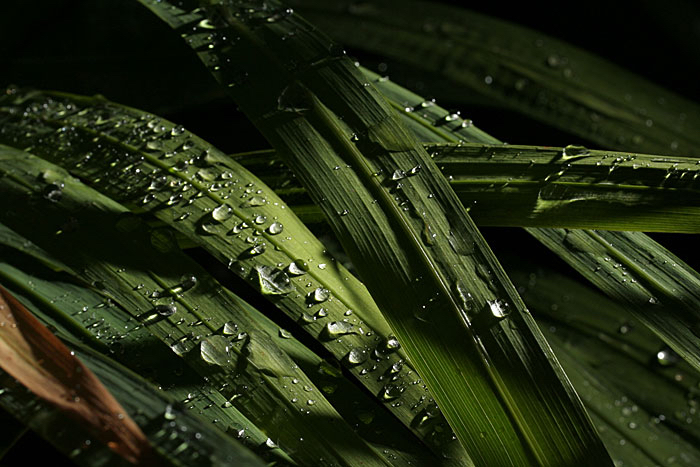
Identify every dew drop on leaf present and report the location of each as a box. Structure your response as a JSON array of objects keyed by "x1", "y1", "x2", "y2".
[
  {"x1": 254, "y1": 265, "x2": 294, "y2": 295},
  {"x1": 212, "y1": 204, "x2": 233, "y2": 221},
  {"x1": 267, "y1": 221, "x2": 283, "y2": 235},
  {"x1": 287, "y1": 259, "x2": 309, "y2": 276}
]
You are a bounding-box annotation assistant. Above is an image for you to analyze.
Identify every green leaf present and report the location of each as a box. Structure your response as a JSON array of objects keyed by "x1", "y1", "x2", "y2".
[
  {"x1": 135, "y1": 1, "x2": 611, "y2": 464},
  {"x1": 233, "y1": 142, "x2": 700, "y2": 233},
  {"x1": 528, "y1": 228, "x2": 700, "y2": 373},
  {"x1": 0, "y1": 145, "x2": 391, "y2": 466},
  {"x1": 513, "y1": 269, "x2": 700, "y2": 465},
  {"x1": 290, "y1": 0, "x2": 700, "y2": 156},
  {"x1": 0, "y1": 90, "x2": 456, "y2": 464}
]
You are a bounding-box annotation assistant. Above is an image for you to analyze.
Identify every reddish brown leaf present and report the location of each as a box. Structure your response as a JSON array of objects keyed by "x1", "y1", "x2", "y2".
[{"x1": 0, "y1": 284, "x2": 158, "y2": 465}]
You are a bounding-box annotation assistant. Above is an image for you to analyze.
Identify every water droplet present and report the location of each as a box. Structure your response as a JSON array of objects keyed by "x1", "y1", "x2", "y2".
[
  {"x1": 380, "y1": 384, "x2": 404, "y2": 401},
  {"x1": 253, "y1": 215, "x2": 266, "y2": 225},
  {"x1": 222, "y1": 321, "x2": 238, "y2": 335},
  {"x1": 656, "y1": 347, "x2": 678, "y2": 367},
  {"x1": 212, "y1": 204, "x2": 233, "y2": 221},
  {"x1": 265, "y1": 438, "x2": 278, "y2": 449},
  {"x1": 171, "y1": 125, "x2": 186, "y2": 136},
  {"x1": 384, "y1": 336, "x2": 401, "y2": 351},
  {"x1": 254, "y1": 265, "x2": 294, "y2": 295},
  {"x1": 43, "y1": 183, "x2": 63, "y2": 202},
  {"x1": 357, "y1": 410, "x2": 375, "y2": 424},
  {"x1": 148, "y1": 175, "x2": 168, "y2": 191},
  {"x1": 279, "y1": 328, "x2": 292, "y2": 339},
  {"x1": 245, "y1": 196, "x2": 266, "y2": 207},
  {"x1": 391, "y1": 169, "x2": 406, "y2": 180},
  {"x1": 486, "y1": 299, "x2": 509, "y2": 319},
  {"x1": 267, "y1": 221, "x2": 284, "y2": 235},
  {"x1": 200, "y1": 337, "x2": 229, "y2": 366},
  {"x1": 287, "y1": 259, "x2": 309, "y2": 276},
  {"x1": 346, "y1": 348, "x2": 367, "y2": 365},
  {"x1": 409, "y1": 165, "x2": 422, "y2": 176},
  {"x1": 306, "y1": 399, "x2": 316, "y2": 406},
  {"x1": 244, "y1": 243, "x2": 266, "y2": 257},
  {"x1": 154, "y1": 304, "x2": 177, "y2": 316},
  {"x1": 562, "y1": 145, "x2": 590, "y2": 159},
  {"x1": 311, "y1": 287, "x2": 330, "y2": 303},
  {"x1": 324, "y1": 321, "x2": 356, "y2": 338}
]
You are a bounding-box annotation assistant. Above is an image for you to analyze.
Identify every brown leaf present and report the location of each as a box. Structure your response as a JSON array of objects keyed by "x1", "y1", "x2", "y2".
[{"x1": 0, "y1": 284, "x2": 158, "y2": 465}]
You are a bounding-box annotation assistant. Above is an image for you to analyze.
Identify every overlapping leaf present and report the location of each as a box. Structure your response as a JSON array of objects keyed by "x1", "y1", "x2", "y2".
[
  {"x1": 134, "y1": 0, "x2": 611, "y2": 464},
  {"x1": 289, "y1": 0, "x2": 700, "y2": 156}
]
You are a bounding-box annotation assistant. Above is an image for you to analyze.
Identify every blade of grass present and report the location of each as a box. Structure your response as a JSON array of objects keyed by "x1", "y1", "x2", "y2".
[
  {"x1": 0, "y1": 145, "x2": 392, "y2": 466},
  {"x1": 290, "y1": 0, "x2": 700, "y2": 156},
  {"x1": 0, "y1": 222, "x2": 438, "y2": 466},
  {"x1": 503, "y1": 268, "x2": 700, "y2": 463},
  {"x1": 231, "y1": 142, "x2": 700, "y2": 233},
  {"x1": 135, "y1": 1, "x2": 612, "y2": 464},
  {"x1": 355, "y1": 71, "x2": 700, "y2": 375},
  {"x1": 528, "y1": 228, "x2": 700, "y2": 373},
  {"x1": 0, "y1": 91, "x2": 466, "y2": 464}
]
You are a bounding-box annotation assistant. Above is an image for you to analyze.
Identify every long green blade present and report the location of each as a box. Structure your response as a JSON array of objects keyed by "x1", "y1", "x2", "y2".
[
  {"x1": 232, "y1": 142, "x2": 700, "y2": 233},
  {"x1": 0, "y1": 91, "x2": 462, "y2": 464},
  {"x1": 289, "y1": 0, "x2": 700, "y2": 156},
  {"x1": 514, "y1": 269, "x2": 700, "y2": 465},
  {"x1": 356, "y1": 70, "x2": 700, "y2": 375},
  {"x1": 135, "y1": 1, "x2": 611, "y2": 464},
  {"x1": 529, "y1": 228, "x2": 700, "y2": 372},
  {"x1": 0, "y1": 145, "x2": 391, "y2": 466}
]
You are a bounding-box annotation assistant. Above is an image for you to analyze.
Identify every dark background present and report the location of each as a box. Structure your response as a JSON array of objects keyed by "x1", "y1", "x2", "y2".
[{"x1": 0, "y1": 1, "x2": 698, "y2": 464}]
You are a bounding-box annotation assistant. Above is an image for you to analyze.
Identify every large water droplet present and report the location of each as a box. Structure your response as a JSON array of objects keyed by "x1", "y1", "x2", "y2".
[
  {"x1": 154, "y1": 304, "x2": 177, "y2": 316},
  {"x1": 43, "y1": 183, "x2": 63, "y2": 202},
  {"x1": 324, "y1": 321, "x2": 356, "y2": 338},
  {"x1": 310, "y1": 287, "x2": 330, "y2": 303},
  {"x1": 562, "y1": 144, "x2": 590, "y2": 159},
  {"x1": 245, "y1": 196, "x2": 266, "y2": 207},
  {"x1": 222, "y1": 321, "x2": 238, "y2": 335},
  {"x1": 380, "y1": 384, "x2": 404, "y2": 401},
  {"x1": 287, "y1": 259, "x2": 308, "y2": 276},
  {"x1": 267, "y1": 221, "x2": 284, "y2": 235},
  {"x1": 244, "y1": 243, "x2": 266, "y2": 257},
  {"x1": 200, "y1": 336, "x2": 230, "y2": 366},
  {"x1": 346, "y1": 348, "x2": 367, "y2": 365},
  {"x1": 212, "y1": 204, "x2": 233, "y2": 221},
  {"x1": 486, "y1": 299, "x2": 509, "y2": 319},
  {"x1": 254, "y1": 265, "x2": 294, "y2": 295}
]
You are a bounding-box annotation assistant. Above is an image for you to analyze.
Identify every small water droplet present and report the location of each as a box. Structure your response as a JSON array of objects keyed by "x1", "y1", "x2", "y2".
[
  {"x1": 279, "y1": 328, "x2": 292, "y2": 339},
  {"x1": 656, "y1": 347, "x2": 678, "y2": 367}
]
